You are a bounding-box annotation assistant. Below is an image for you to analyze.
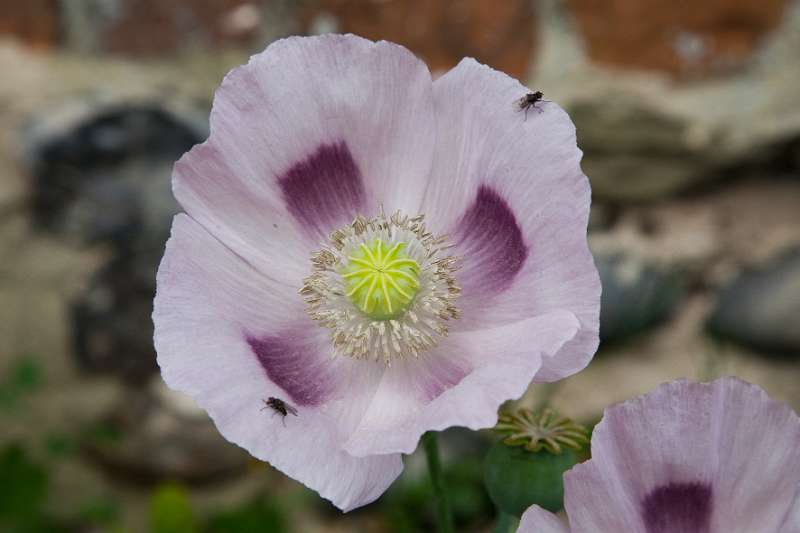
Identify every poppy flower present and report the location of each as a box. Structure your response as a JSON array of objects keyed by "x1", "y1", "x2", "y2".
[
  {"x1": 517, "y1": 377, "x2": 800, "y2": 532},
  {"x1": 153, "y1": 34, "x2": 599, "y2": 510}
]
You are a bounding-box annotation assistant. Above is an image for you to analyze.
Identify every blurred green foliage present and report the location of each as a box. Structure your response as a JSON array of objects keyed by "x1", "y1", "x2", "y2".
[
  {"x1": 380, "y1": 457, "x2": 494, "y2": 533},
  {"x1": 78, "y1": 495, "x2": 122, "y2": 527},
  {"x1": 206, "y1": 496, "x2": 287, "y2": 532},
  {"x1": 0, "y1": 357, "x2": 43, "y2": 411},
  {"x1": 0, "y1": 440, "x2": 289, "y2": 533},
  {"x1": 43, "y1": 432, "x2": 77, "y2": 458},
  {"x1": 150, "y1": 484, "x2": 289, "y2": 533},
  {"x1": 150, "y1": 485, "x2": 198, "y2": 533},
  {"x1": 0, "y1": 444, "x2": 49, "y2": 530}
]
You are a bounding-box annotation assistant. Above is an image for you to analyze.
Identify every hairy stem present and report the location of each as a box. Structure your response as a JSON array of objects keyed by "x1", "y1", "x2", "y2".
[
  {"x1": 422, "y1": 431, "x2": 454, "y2": 533},
  {"x1": 494, "y1": 511, "x2": 517, "y2": 533}
]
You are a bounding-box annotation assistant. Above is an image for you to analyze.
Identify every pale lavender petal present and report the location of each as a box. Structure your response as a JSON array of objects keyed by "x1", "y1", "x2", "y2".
[
  {"x1": 563, "y1": 378, "x2": 800, "y2": 533},
  {"x1": 426, "y1": 58, "x2": 599, "y2": 383},
  {"x1": 779, "y1": 493, "x2": 800, "y2": 533},
  {"x1": 174, "y1": 34, "x2": 436, "y2": 272},
  {"x1": 709, "y1": 379, "x2": 800, "y2": 532},
  {"x1": 173, "y1": 143, "x2": 310, "y2": 288},
  {"x1": 153, "y1": 215, "x2": 400, "y2": 510},
  {"x1": 344, "y1": 310, "x2": 580, "y2": 456},
  {"x1": 563, "y1": 460, "x2": 643, "y2": 532},
  {"x1": 518, "y1": 505, "x2": 570, "y2": 533}
]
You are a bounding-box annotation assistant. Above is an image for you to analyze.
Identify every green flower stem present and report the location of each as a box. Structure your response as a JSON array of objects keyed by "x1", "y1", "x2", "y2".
[
  {"x1": 494, "y1": 511, "x2": 517, "y2": 533},
  {"x1": 422, "y1": 431, "x2": 454, "y2": 533}
]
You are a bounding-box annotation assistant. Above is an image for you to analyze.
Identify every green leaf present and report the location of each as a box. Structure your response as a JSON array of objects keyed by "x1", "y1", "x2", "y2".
[
  {"x1": 78, "y1": 495, "x2": 121, "y2": 526},
  {"x1": 44, "y1": 433, "x2": 76, "y2": 458},
  {"x1": 484, "y1": 439, "x2": 578, "y2": 517},
  {"x1": 0, "y1": 358, "x2": 44, "y2": 411},
  {"x1": 149, "y1": 484, "x2": 197, "y2": 533},
  {"x1": 0, "y1": 444, "x2": 48, "y2": 520},
  {"x1": 380, "y1": 456, "x2": 493, "y2": 533},
  {"x1": 10, "y1": 358, "x2": 43, "y2": 392},
  {"x1": 206, "y1": 497, "x2": 287, "y2": 533}
]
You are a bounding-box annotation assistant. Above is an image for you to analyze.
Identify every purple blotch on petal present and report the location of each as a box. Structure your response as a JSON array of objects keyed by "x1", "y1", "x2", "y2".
[
  {"x1": 247, "y1": 332, "x2": 334, "y2": 407},
  {"x1": 278, "y1": 141, "x2": 366, "y2": 238},
  {"x1": 456, "y1": 185, "x2": 528, "y2": 294},
  {"x1": 641, "y1": 482, "x2": 713, "y2": 533}
]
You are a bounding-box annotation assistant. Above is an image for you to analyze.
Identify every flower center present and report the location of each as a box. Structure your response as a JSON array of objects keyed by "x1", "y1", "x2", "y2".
[
  {"x1": 343, "y1": 239, "x2": 420, "y2": 320},
  {"x1": 300, "y1": 210, "x2": 461, "y2": 363}
]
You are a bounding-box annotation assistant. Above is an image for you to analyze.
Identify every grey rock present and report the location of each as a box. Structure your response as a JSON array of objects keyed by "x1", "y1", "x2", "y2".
[
  {"x1": 571, "y1": 98, "x2": 722, "y2": 201},
  {"x1": 707, "y1": 246, "x2": 800, "y2": 356},
  {"x1": 24, "y1": 104, "x2": 205, "y2": 383},
  {"x1": 587, "y1": 203, "x2": 617, "y2": 232},
  {"x1": 83, "y1": 381, "x2": 249, "y2": 485},
  {"x1": 534, "y1": 0, "x2": 800, "y2": 202},
  {"x1": 596, "y1": 253, "x2": 684, "y2": 344},
  {"x1": 26, "y1": 104, "x2": 203, "y2": 251},
  {"x1": 71, "y1": 251, "x2": 160, "y2": 383}
]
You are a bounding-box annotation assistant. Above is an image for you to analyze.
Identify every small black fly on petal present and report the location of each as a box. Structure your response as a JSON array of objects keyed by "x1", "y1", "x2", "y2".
[
  {"x1": 261, "y1": 397, "x2": 298, "y2": 426},
  {"x1": 516, "y1": 91, "x2": 545, "y2": 120}
]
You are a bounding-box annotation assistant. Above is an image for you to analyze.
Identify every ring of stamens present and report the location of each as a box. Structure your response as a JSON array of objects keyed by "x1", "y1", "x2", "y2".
[{"x1": 300, "y1": 210, "x2": 461, "y2": 363}]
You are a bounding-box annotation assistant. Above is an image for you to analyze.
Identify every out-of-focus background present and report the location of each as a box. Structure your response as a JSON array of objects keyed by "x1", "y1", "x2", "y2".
[{"x1": 1, "y1": 1, "x2": 798, "y2": 531}]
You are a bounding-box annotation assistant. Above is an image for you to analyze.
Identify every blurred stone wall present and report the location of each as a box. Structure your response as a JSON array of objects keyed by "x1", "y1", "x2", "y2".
[
  {"x1": 0, "y1": 0, "x2": 793, "y2": 76},
  {"x1": 1, "y1": 0, "x2": 799, "y2": 415},
  {"x1": 1, "y1": 0, "x2": 799, "y2": 406},
  {"x1": 3, "y1": 0, "x2": 799, "y2": 200},
  {"x1": 0, "y1": 2, "x2": 798, "y2": 529}
]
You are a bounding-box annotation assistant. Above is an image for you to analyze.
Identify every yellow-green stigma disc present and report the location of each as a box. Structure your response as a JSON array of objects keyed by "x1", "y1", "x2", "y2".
[{"x1": 342, "y1": 239, "x2": 420, "y2": 320}]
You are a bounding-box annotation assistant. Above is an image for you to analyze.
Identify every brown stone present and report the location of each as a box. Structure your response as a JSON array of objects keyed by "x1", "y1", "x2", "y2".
[
  {"x1": 301, "y1": 0, "x2": 537, "y2": 80},
  {"x1": 0, "y1": 0, "x2": 60, "y2": 50},
  {"x1": 102, "y1": 0, "x2": 267, "y2": 56},
  {"x1": 565, "y1": 0, "x2": 788, "y2": 77}
]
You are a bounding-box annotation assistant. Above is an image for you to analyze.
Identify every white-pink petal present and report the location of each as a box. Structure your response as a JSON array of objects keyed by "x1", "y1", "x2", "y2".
[
  {"x1": 344, "y1": 310, "x2": 581, "y2": 456},
  {"x1": 518, "y1": 505, "x2": 570, "y2": 533},
  {"x1": 174, "y1": 34, "x2": 438, "y2": 280},
  {"x1": 563, "y1": 378, "x2": 800, "y2": 533},
  {"x1": 426, "y1": 58, "x2": 599, "y2": 383},
  {"x1": 154, "y1": 215, "x2": 402, "y2": 510}
]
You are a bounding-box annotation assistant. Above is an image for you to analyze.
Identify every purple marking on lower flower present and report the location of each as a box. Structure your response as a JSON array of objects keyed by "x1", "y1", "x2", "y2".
[
  {"x1": 247, "y1": 332, "x2": 333, "y2": 407},
  {"x1": 642, "y1": 482, "x2": 713, "y2": 533},
  {"x1": 456, "y1": 185, "x2": 528, "y2": 294},
  {"x1": 278, "y1": 141, "x2": 366, "y2": 238}
]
